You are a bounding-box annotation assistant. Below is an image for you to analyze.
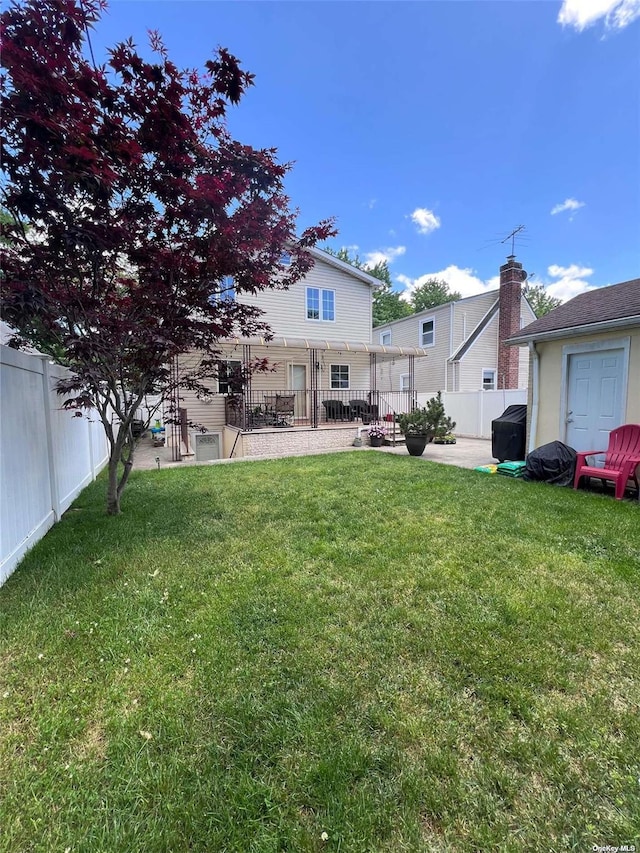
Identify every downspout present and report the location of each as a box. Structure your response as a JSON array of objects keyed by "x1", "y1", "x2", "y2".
[
  {"x1": 528, "y1": 341, "x2": 539, "y2": 453},
  {"x1": 447, "y1": 302, "x2": 454, "y2": 391}
]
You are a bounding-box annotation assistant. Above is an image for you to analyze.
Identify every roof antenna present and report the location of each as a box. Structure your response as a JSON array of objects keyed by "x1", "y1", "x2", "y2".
[{"x1": 500, "y1": 225, "x2": 526, "y2": 256}]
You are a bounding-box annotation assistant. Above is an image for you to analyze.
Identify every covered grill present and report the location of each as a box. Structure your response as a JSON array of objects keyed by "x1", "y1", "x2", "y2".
[{"x1": 491, "y1": 404, "x2": 527, "y2": 462}]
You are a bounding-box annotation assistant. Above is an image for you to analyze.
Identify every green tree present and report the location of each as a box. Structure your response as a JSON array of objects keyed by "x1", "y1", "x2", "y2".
[
  {"x1": 323, "y1": 246, "x2": 411, "y2": 327},
  {"x1": 524, "y1": 283, "x2": 562, "y2": 318},
  {"x1": 410, "y1": 278, "x2": 460, "y2": 313}
]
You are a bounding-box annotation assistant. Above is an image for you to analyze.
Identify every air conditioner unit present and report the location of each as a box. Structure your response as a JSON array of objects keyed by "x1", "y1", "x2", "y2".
[{"x1": 191, "y1": 432, "x2": 221, "y2": 462}]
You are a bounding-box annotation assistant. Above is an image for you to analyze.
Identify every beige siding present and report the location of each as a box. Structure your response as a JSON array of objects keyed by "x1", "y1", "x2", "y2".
[
  {"x1": 239, "y1": 256, "x2": 374, "y2": 342},
  {"x1": 177, "y1": 344, "x2": 373, "y2": 434},
  {"x1": 533, "y1": 325, "x2": 640, "y2": 447},
  {"x1": 458, "y1": 314, "x2": 499, "y2": 391},
  {"x1": 376, "y1": 302, "x2": 453, "y2": 393},
  {"x1": 451, "y1": 292, "x2": 498, "y2": 351}
]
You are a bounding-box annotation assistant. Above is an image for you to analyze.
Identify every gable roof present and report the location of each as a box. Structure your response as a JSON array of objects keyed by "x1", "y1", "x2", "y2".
[
  {"x1": 306, "y1": 247, "x2": 384, "y2": 289},
  {"x1": 508, "y1": 277, "x2": 640, "y2": 344},
  {"x1": 449, "y1": 299, "x2": 499, "y2": 361}
]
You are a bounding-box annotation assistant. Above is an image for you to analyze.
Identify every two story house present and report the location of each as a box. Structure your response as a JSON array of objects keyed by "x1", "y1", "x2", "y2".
[
  {"x1": 173, "y1": 248, "x2": 430, "y2": 461},
  {"x1": 375, "y1": 256, "x2": 536, "y2": 396}
]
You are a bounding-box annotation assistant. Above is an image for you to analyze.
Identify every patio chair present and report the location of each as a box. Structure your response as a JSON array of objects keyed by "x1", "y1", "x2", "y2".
[
  {"x1": 322, "y1": 399, "x2": 350, "y2": 421},
  {"x1": 274, "y1": 394, "x2": 295, "y2": 426},
  {"x1": 349, "y1": 399, "x2": 379, "y2": 423},
  {"x1": 573, "y1": 423, "x2": 640, "y2": 500}
]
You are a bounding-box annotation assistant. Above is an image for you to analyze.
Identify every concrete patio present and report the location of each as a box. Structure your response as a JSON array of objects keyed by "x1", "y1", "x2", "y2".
[{"x1": 133, "y1": 433, "x2": 496, "y2": 472}]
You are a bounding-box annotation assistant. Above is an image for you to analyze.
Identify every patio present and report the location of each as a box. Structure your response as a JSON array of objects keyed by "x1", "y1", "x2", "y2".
[{"x1": 133, "y1": 432, "x2": 495, "y2": 471}]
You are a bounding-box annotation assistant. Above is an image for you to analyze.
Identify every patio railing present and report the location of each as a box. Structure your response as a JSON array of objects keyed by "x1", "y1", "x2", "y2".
[{"x1": 225, "y1": 389, "x2": 416, "y2": 431}]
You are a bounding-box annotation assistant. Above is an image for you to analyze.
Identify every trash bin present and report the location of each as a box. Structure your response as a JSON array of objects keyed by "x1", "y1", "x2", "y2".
[{"x1": 491, "y1": 404, "x2": 527, "y2": 462}]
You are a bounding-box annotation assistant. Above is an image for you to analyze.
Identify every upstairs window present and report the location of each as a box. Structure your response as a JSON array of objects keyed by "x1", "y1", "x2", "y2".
[
  {"x1": 280, "y1": 252, "x2": 292, "y2": 266},
  {"x1": 380, "y1": 331, "x2": 391, "y2": 346},
  {"x1": 330, "y1": 364, "x2": 350, "y2": 389},
  {"x1": 307, "y1": 287, "x2": 335, "y2": 321},
  {"x1": 419, "y1": 317, "x2": 435, "y2": 347},
  {"x1": 482, "y1": 368, "x2": 497, "y2": 391}
]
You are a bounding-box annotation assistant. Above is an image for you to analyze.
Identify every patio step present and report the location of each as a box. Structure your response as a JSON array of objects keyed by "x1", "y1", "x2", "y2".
[{"x1": 383, "y1": 425, "x2": 405, "y2": 446}]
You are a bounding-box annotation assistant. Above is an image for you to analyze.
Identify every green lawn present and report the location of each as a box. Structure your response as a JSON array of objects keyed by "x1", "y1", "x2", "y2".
[{"x1": 1, "y1": 452, "x2": 639, "y2": 852}]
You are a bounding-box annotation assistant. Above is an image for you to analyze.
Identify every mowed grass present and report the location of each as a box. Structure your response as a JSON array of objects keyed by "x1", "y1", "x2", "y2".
[{"x1": 1, "y1": 452, "x2": 639, "y2": 853}]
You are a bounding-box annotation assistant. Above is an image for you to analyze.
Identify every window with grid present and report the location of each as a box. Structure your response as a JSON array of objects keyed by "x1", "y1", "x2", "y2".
[
  {"x1": 330, "y1": 364, "x2": 349, "y2": 389},
  {"x1": 218, "y1": 360, "x2": 242, "y2": 394},
  {"x1": 307, "y1": 287, "x2": 335, "y2": 321}
]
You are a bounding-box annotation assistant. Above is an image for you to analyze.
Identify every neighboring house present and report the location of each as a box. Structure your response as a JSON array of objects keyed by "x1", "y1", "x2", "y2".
[
  {"x1": 174, "y1": 248, "x2": 430, "y2": 460},
  {"x1": 507, "y1": 277, "x2": 640, "y2": 453},
  {"x1": 375, "y1": 256, "x2": 536, "y2": 395}
]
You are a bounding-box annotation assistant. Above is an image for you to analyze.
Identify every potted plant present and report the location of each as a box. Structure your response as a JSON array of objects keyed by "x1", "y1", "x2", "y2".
[
  {"x1": 397, "y1": 392, "x2": 456, "y2": 457},
  {"x1": 367, "y1": 422, "x2": 387, "y2": 447},
  {"x1": 433, "y1": 432, "x2": 457, "y2": 445}
]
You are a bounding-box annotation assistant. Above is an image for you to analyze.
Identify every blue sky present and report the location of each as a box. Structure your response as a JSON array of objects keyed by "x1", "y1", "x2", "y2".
[{"x1": 92, "y1": 0, "x2": 640, "y2": 301}]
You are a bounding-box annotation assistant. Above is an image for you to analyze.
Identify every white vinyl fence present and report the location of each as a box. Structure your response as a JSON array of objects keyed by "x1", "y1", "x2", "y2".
[
  {"x1": 1, "y1": 345, "x2": 109, "y2": 586},
  {"x1": 416, "y1": 389, "x2": 527, "y2": 439}
]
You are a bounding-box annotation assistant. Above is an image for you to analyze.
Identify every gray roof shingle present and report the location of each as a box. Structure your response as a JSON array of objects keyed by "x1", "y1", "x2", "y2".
[{"x1": 509, "y1": 277, "x2": 640, "y2": 341}]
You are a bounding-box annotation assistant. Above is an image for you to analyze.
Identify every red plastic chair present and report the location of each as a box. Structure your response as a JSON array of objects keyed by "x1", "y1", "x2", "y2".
[{"x1": 573, "y1": 424, "x2": 640, "y2": 500}]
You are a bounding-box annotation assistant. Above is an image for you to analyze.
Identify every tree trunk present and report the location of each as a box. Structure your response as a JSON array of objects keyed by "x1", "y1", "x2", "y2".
[
  {"x1": 106, "y1": 432, "x2": 135, "y2": 515},
  {"x1": 106, "y1": 455, "x2": 121, "y2": 515}
]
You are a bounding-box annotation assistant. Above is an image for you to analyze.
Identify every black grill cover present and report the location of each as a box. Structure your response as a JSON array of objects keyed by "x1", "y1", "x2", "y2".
[
  {"x1": 491, "y1": 404, "x2": 527, "y2": 462},
  {"x1": 523, "y1": 441, "x2": 577, "y2": 487}
]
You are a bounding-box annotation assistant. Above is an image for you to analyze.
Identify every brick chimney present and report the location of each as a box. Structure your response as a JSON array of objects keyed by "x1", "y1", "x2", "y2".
[{"x1": 497, "y1": 255, "x2": 526, "y2": 389}]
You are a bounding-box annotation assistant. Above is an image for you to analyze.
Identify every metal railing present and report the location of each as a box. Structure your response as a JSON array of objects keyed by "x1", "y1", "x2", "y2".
[{"x1": 224, "y1": 389, "x2": 415, "y2": 431}]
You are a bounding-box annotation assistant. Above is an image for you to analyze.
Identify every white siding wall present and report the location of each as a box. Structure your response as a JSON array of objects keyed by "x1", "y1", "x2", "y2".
[
  {"x1": 1, "y1": 346, "x2": 109, "y2": 586},
  {"x1": 240, "y1": 256, "x2": 374, "y2": 342}
]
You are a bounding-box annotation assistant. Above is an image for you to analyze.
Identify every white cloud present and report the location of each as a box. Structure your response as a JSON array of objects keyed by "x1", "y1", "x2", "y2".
[
  {"x1": 543, "y1": 264, "x2": 596, "y2": 301},
  {"x1": 396, "y1": 265, "x2": 500, "y2": 300},
  {"x1": 363, "y1": 245, "x2": 406, "y2": 267},
  {"x1": 367, "y1": 199, "x2": 377, "y2": 209},
  {"x1": 410, "y1": 208, "x2": 441, "y2": 235},
  {"x1": 550, "y1": 198, "x2": 586, "y2": 217},
  {"x1": 558, "y1": 0, "x2": 640, "y2": 30},
  {"x1": 395, "y1": 262, "x2": 598, "y2": 304}
]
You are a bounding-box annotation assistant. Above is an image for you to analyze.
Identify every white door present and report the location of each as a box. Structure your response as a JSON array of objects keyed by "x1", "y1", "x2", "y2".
[
  {"x1": 565, "y1": 349, "x2": 624, "y2": 452},
  {"x1": 288, "y1": 363, "x2": 307, "y2": 418}
]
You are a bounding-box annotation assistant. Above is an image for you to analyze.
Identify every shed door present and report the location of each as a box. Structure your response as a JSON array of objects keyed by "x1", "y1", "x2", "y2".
[{"x1": 565, "y1": 349, "x2": 624, "y2": 453}]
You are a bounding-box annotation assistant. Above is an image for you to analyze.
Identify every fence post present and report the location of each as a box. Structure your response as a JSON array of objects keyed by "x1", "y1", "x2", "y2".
[{"x1": 41, "y1": 358, "x2": 62, "y2": 522}]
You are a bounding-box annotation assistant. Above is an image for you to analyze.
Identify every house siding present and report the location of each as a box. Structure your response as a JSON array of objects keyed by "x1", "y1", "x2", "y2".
[
  {"x1": 177, "y1": 344, "x2": 373, "y2": 433},
  {"x1": 375, "y1": 290, "x2": 531, "y2": 394},
  {"x1": 239, "y1": 257, "x2": 374, "y2": 343},
  {"x1": 530, "y1": 325, "x2": 640, "y2": 448}
]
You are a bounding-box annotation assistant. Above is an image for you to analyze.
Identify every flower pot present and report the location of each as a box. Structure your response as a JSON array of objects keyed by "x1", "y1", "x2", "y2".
[
  {"x1": 369, "y1": 435, "x2": 384, "y2": 447},
  {"x1": 405, "y1": 434, "x2": 428, "y2": 456}
]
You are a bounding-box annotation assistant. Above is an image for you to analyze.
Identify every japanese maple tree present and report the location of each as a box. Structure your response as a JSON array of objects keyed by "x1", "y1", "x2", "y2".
[{"x1": 0, "y1": 0, "x2": 335, "y2": 513}]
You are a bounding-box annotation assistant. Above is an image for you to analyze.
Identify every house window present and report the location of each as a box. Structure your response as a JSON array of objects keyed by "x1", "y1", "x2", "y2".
[
  {"x1": 280, "y1": 252, "x2": 291, "y2": 266},
  {"x1": 419, "y1": 317, "x2": 435, "y2": 347},
  {"x1": 400, "y1": 374, "x2": 411, "y2": 392},
  {"x1": 330, "y1": 364, "x2": 349, "y2": 389},
  {"x1": 218, "y1": 360, "x2": 242, "y2": 394},
  {"x1": 307, "y1": 287, "x2": 335, "y2": 321},
  {"x1": 482, "y1": 368, "x2": 496, "y2": 391},
  {"x1": 380, "y1": 330, "x2": 391, "y2": 346}
]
